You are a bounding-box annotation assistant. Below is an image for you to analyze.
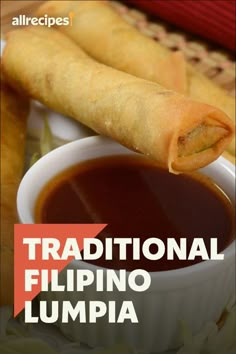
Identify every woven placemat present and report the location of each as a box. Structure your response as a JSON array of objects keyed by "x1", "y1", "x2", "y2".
[{"x1": 111, "y1": 1, "x2": 235, "y2": 97}]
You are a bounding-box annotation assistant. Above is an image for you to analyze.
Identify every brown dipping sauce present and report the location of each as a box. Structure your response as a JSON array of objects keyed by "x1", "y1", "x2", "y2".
[{"x1": 35, "y1": 155, "x2": 234, "y2": 271}]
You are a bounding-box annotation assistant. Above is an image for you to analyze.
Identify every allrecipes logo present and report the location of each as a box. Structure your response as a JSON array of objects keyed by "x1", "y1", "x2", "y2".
[{"x1": 12, "y1": 12, "x2": 74, "y2": 28}]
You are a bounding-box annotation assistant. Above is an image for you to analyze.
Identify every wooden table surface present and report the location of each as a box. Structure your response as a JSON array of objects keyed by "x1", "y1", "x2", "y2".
[{"x1": 1, "y1": 1, "x2": 45, "y2": 33}]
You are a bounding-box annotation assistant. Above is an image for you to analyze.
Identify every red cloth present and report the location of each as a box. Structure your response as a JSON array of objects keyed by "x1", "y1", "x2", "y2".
[{"x1": 125, "y1": 0, "x2": 236, "y2": 52}]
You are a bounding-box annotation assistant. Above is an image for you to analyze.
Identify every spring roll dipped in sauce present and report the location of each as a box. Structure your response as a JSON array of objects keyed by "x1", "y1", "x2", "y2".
[
  {"x1": 2, "y1": 27, "x2": 234, "y2": 173},
  {"x1": 36, "y1": 0, "x2": 235, "y2": 156},
  {"x1": 0, "y1": 80, "x2": 29, "y2": 305}
]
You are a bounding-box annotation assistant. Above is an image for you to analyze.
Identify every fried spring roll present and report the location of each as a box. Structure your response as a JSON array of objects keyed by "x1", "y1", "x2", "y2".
[
  {"x1": 2, "y1": 28, "x2": 234, "y2": 174},
  {"x1": 36, "y1": 0, "x2": 187, "y2": 93},
  {"x1": 36, "y1": 0, "x2": 235, "y2": 155},
  {"x1": 0, "y1": 81, "x2": 29, "y2": 305}
]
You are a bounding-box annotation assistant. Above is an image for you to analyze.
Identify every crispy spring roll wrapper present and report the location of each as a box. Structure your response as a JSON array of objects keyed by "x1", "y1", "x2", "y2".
[
  {"x1": 2, "y1": 28, "x2": 234, "y2": 173},
  {"x1": 36, "y1": 0, "x2": 235, "y2": 155},
  {"x1": 36, "y1": 0, "x2": 187, "y2": 93},
  {"x1": 0, "y1": 81, "x2": 29, "y2": 305}
]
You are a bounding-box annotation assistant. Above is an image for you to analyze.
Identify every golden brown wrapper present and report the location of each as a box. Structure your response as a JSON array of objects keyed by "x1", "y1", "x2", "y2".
[
  {"x1": 36, "y1": 0, "x2": 187, "y2": 93},
  {"x1": 36, "y1": 0, "x2": 235, "y2": 156},
  {"x1": 0, "y1": 81, "x2": 29, "y2": 305},
  {"x1": 1, "y1": 27, "x2": 234, "y2": 174}
]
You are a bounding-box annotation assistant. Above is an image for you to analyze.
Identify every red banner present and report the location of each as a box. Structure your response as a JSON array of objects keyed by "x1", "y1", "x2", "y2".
[{"x1": 14, "y1": 224, "x2": 107, "y2": 316}]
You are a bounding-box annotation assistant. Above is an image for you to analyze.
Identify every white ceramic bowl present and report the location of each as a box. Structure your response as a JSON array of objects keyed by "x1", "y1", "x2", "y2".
[{"x1": 17, "y1": 136, "x2": 236, "y2": 353}]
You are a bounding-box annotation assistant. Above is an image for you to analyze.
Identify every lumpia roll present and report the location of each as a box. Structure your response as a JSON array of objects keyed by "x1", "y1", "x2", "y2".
[
  {"x1": 2, "y1": 27, "x2": 234, "y2": 174},
  {"x1": 36, "y1": 0, "x2": 235, "y2": 155},
  {"x1": 0, "y1": 80, "x2": 29, "y2": 305},
  {"x1": 36, "y1": 0, "x2": 187, "y2": 93}
]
